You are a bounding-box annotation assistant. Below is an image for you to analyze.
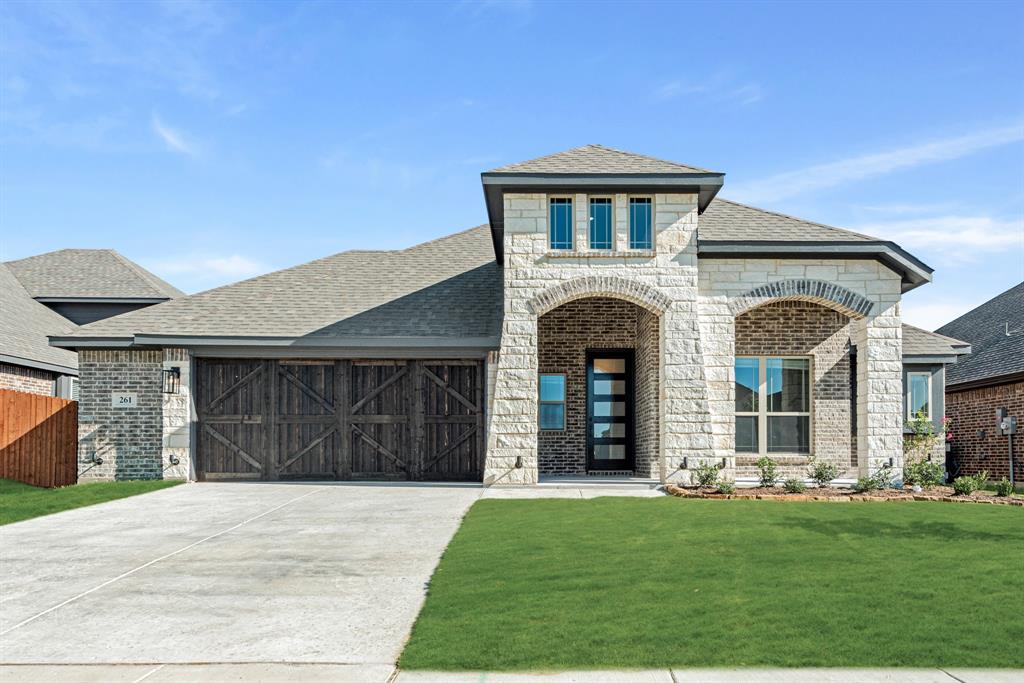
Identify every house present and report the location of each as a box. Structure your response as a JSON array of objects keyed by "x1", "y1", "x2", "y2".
[
  {"x1": 936, "y1": 282, "x2": 1024, "y2": 480},
  {"x1": 1, "y1": 250, "x2": 182, "y2": 398},
  {"x1": 51, "y1": 145, "x2": 967, "y2": 485}
]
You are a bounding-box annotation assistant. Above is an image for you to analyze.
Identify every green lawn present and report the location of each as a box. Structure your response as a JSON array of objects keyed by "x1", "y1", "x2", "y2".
[
  {"x1": 0, "y1": 478, "x2": 182, "y2": 525},
  {"x1": 401, "y1": 498, "x2": 1024, "y2": 670}
]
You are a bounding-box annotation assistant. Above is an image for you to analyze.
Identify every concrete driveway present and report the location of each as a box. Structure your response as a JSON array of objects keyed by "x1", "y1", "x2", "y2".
[{"x1": 0, "y1": 482, "x2": 481, "y2": 681}]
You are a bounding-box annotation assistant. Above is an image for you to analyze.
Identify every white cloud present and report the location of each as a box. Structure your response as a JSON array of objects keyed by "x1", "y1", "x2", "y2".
[
  {"x1": 854, "y1": 215, "x2": 1023, "y2": 262},
  {"x1": 655, "y1": 75, "x2": 762, "y2": 106},
  {"x1": 730, "y1": 123, "x2": 1024, "y2": 203},
  {"x1": 152, "y1": 254, "x2": 266, "y2": 278},
  {"x1": 901, "y1": 301, "x2": 977, "y2": 331},
  {"x1": 151, "y1": 114, "x2": 199, "y2": 156}
]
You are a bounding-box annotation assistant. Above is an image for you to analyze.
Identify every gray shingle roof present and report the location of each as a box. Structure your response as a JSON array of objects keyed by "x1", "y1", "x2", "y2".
[
  {"x1": 57, "y1": 226, "x2": 501, "y2": 343},
  {"x1": 488, "y1": 144, "x2": 717, "y2": 175},
  {"x1": 4, "y1": 249, "x2": 184, "y2": 300},
  {"x1": 699, "y1": 198, "x2": 876, "y2": 242},
  {"x1": 0, "y1": 264, "x2": 78, "y2": 371},
  {"x1": 936, "y1": 282, "x2": 1024, "y2": 387},
  {"x1": 902, "y1": 324, "x2": 970, "y2": 358}
]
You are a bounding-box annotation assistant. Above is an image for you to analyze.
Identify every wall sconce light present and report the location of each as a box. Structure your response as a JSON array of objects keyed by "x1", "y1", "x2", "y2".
[{"x1": 162, "y1": 367, "x2": 181, "y2": 394}]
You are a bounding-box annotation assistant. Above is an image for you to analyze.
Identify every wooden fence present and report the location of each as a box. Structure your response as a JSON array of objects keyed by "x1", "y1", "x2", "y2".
[{"x1": 0, "y1": 389, "x2": 78, "y2": 488}]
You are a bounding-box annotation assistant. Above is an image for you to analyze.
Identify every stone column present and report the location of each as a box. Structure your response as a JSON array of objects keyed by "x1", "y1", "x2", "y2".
[
  {"x1": 852, "y1": 303, "x2": 904, "y2": 478},
  {"x1": 162, "y1": 348, "x2": 192, "y2": 480}
]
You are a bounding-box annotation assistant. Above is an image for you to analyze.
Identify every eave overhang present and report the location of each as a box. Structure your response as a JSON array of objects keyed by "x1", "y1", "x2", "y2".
[
  {"x1": 34, "y1": 297, "x2": 170, "y2": 304},
  {"x1": 697, "y1": 240, "x2": 935, "y2": 293},
  {"x1": 0, "y1": 353, "x2": 78, "y2": 376},
  {"x1": 482, "y1": 172, "x2": 725, "y2": 264}
]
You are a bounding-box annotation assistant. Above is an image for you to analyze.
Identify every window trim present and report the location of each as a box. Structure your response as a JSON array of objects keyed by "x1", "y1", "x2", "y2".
[
  {"x1": 548, "y1": 196, "x2": 575, "y2": 250},
  {"x1": 906, "y1": 371, "x2": 932, "y2": 420},
  {"x1": 539, "y1": 372, "x2": 567, "y2": 431},
  {"x1": 735, "y1": 355, "x2": 814, "y2": 455},
  {"x1": 588, "y1": 196, "x2": 614, "y2": 251},
  {"x1": 628, "y1": 196, "x2": 654, "y2": 250}
]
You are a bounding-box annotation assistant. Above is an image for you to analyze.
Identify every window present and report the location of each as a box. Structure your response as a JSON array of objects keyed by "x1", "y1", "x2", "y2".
[
  {"x1": 629, "y1": 197, "x2": 652, "y2": 250},
  {"x1": 549, "y1": 197, "x2": 573, "y2": 250},
  {"x1": 539, "y1": 374, "x2": 566, "y2": 430},
  {"x1": 907, "y1": 372, "x2": 931, "y2": 419},
  {"x1": 735, "y1": 357, "x2": 811, "y2": 455},
  {"x1": 589, "y1": 197, "x2": 613, "y2": 250}
]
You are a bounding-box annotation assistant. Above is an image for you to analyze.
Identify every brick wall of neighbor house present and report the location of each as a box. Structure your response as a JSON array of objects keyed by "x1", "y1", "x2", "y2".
[
  {"x1": 945, "y1": 380, "x2": 1024, "y2": 481},
  {"x1": 0, "y1": 362, "x2": 56, "y2": 396},
  {"x1": 77, "y1": 349, "x2": 164, "y2": 480},
  {"x1": 734, "y1": 301, "x2": 854, "y2": 480},
  {"x1": 537, "y1": 298, "x2": 658, "y2": 476}
]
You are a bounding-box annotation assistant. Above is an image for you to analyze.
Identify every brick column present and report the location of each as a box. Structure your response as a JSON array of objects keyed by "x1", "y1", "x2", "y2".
[{"x1": 853, "y1": 303, "x2": 904, "y2": 478}]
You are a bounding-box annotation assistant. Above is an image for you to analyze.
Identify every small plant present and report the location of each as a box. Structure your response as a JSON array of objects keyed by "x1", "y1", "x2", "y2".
[
  {"x1": 952, "y1": 470, "x2": 988, "y2": 496},
  {"x1": 807, "y1": 459, "x2": 839, "y2": 488},
  {"x1": 693, "y1": 461, "x2": 721, "y2": 488},
  {"x1": 783, "y1": 478, "x2": 806, "y2": 493},
  {"x1": 756, "y1": 456, "x2": 778, "y2": 488},
  {"x1": 853, "y1": 477, "x2": 875, "y2": 493},
  {"x1": 854, "y1": 465, "x2": 895, "y2": 493},
  {"x1": 904, "y1": 459, "x2": 945, "y2": 487},
  {"x1": 716, "y1": 479, "x2": 736, "y2": 495},
  {"x1": 994, "y1": 478, "x2": 1014, "y2": 497}
]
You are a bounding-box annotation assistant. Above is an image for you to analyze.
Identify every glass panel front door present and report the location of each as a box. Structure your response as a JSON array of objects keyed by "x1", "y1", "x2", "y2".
[{"x1": 587, "y1": 351, "x2": 634, "y2": 471}]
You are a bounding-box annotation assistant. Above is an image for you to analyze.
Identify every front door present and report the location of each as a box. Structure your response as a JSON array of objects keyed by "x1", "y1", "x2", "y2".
[{"x1": 586, "y1": 351, "x2": 634, "y2": 472}]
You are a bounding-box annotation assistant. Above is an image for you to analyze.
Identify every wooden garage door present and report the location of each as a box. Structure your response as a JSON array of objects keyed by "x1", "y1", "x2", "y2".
[{"x1": 196, "y1": 359, "x2": 483, "y2": 481}]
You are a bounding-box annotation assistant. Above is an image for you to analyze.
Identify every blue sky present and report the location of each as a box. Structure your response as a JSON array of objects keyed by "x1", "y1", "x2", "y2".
[{"x1": 1, "y1": 0, "x2": 1022, "y2": 330}]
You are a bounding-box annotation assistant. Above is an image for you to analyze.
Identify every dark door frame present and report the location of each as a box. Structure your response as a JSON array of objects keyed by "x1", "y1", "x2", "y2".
[{"x1": 585, "y1": 349, "x2": 635, "y2": 472}]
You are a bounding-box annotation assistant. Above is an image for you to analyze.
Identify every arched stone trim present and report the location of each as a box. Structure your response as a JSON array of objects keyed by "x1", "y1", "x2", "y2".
[
  {"x1": 527, "y1": 275, "x2": 671, "y2": 317},
  {"x1": 729, "y1": 279, "x2": 874, "y2": 319}
]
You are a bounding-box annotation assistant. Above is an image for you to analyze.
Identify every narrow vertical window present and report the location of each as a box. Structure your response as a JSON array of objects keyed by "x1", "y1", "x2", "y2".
[
  {"x1": 629, "y1": 197, "x2": 652, "y2": 250},
  {"x1": 589, "y1": 197, "x2": 613, "y2": 250},
  {"x1": 907, "y1": 372, "x2": 931, "y2": 419},
  {"x1": 549, "y1": 197, "x2": 573, "y2": 250},
  {"x1": 735, "y1": 358, "x2": 759, "y2": 453},
  {"x1": 539, "y1": 374, "x2": 566, "y2": 430}
]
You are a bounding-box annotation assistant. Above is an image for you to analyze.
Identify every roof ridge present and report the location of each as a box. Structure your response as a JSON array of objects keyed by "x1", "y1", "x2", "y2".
[
  {"x1": 937, "y1": 281, "x2": 1024, "y2": 333},
  {"x1": 903, "y1": 323, "x2": 970, "y2": 346},
  {"x1": 587, "y1": 143, "x2": 716, "y2": 174},
  {"x1": 108, "y1": 250, "x2": 186, "y2": 298},
  {"x1": 712, "y1": 197, "x2": 878, "y2": 241},
  {"x1": 401, "y1": 224, "x2": 489, "y2": 252}
]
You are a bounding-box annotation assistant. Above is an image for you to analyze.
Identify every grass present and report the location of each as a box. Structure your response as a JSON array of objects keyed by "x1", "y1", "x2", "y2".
[
  {"x1": 401, "y1": 498, "x2": 1024, "y2": 670},
  {"x1": 0, "y1": 478, "x2": 182, "y2": 525}
]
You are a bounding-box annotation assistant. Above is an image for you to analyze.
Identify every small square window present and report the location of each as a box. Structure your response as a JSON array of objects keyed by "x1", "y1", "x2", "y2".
[
  {"x1": 549, "y1": 198, "x2": 573, "y2": 250},
  {"x1": 539, "y1": 373, "x2": 566, "y2": 430},
  {"x1": 629, "y1": 197, "x2": 652, "y2": 250}
]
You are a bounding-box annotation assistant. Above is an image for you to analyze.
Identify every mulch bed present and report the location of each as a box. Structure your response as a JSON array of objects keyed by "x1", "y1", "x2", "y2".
[{"x1": 664, "y1": 483, "x2": 1024, "y2": 506}]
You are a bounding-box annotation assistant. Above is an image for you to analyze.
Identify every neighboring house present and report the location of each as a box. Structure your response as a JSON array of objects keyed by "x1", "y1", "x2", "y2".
[
  {"x1": 52, "y1": 145, "x2": 955, "y2": 485},
  {"x1": 936, "y1": 282, "x2": 1024, "y2": 481},
  {"x1": 1, "y1": 249, "x2": 182, "y2": 398}
]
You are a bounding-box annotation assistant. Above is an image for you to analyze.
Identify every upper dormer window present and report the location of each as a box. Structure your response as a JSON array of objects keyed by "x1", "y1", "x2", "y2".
[
  {"x1": 629, "y1": 197, "x2": 653, "y2": 250},
  {"x1": 589, "y1": 197, "x2": 613, "y2": 250},
  {"x1": 549, "y1": 197, "x2": 573, "y2": 250}
]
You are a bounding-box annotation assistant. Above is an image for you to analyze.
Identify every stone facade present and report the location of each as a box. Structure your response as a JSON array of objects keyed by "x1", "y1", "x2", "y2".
[
  {"x1": 734, "y1": 301, "x2": 855, "y2": 480},
  {"x1": 162, "y1": 348, "x2": 192, "y2": 480},
  {"x1": 77, "y1": 348, "x2": 191, "y2": 481},
  {"x1": 536, "y1": 297, "x2": 658, "y2": 476},
  {"x1": 945, "y1": 379, "x2": 1023, "y2": 481},
  {"x1": 0, "y1": 362, "x2": 56, "y2": 396}
]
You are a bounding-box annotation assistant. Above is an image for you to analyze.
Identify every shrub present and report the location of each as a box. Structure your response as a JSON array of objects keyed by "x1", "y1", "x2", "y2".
[
  {"x1": 783, "y1": 478, "x2": 806, "y2": 493},
  {"x1": 952, "y1": 470, "x2": 988, "y2": 496},
  {"x1": 994, "y1": 478, "x2": 1014, "y2": 497},
  {"x1": 854, "y1": 466, "x2": 896, "y2": 493},
  {"x1": 904, "y1": 460, "x2": 945, "y2": 487},
  {"x1": 808, "y1": 460, "x2": 839, "y2": 488},
  {"x1": 756, "y1": 456, "x2": 778, "y2": 488},
  {"x1": 693, "y1": 461, "x2": 721, "y2": 488},
  {"x1": 853, "y1": 477, "x2": 876, "y2": 493},
  {"x1": 716, "y1": 479, "x2": 736, "y2": 495}
]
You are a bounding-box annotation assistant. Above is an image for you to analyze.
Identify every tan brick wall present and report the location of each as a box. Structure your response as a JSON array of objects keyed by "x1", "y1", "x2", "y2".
[
  {"x1": 0, "y1": 363, "x2": 56, "y2": 396},
  {"x1": 945, "y1": 379, "x2": 1023, "y2": 481},
  {"x1": 734, "y1": 301, "x2": 855, "y2": 480}
]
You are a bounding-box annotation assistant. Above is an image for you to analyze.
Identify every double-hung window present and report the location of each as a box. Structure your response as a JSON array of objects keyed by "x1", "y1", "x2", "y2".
[
  {"x1": 735, "y1": 357, "x2": 811, "y2": 454},
  {"x1": 549, "y1": 197, "x2": 573, "y2": 250},
  {"x1": 589, "y1": 197, "x2": 613, "y2": 250},
  {"x1": 629, "y1": 197, "x2": 652, "y2": 250},
  {"x1": 907, "y1": 372, "x2": 931, "y2": 420},
  {"x1": 539, "y1": 374, "x2": 566, "y2": 430}
]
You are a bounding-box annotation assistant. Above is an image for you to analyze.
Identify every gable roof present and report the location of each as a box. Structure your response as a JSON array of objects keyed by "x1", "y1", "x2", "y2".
[
  {"x1": 4, "y1": 249, "x2": 184, "y2": 300},
  {"x1": 936, "y1": 282, "x2": 1024, "y2": 388},
  {"x1": 901, "y1": 324, "x2": 970, "y2": 360},
  {"x1": 0, "y1": 264, "x2": 78, "y2": 373},
  {"x1": 52, "y1": 226, "x2": 502, "y2": 351},
  {"x1": 488, "y1": 144, "x2": 718, "y2": 175}
]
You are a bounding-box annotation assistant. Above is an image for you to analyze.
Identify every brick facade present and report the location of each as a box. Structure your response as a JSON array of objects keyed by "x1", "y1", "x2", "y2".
[
  {"x1": 945, "y1": 379, "x2": 1023, "y2": 481},
  {"x1": 734, "y1": 301, "x2": 855, "y2": 479},
  {"x1": 0, "y1": 362, "x2": 56, "y2": 396},
  {"x1": 537, "y1": 297, "x2": 658, "y2": 476}
]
